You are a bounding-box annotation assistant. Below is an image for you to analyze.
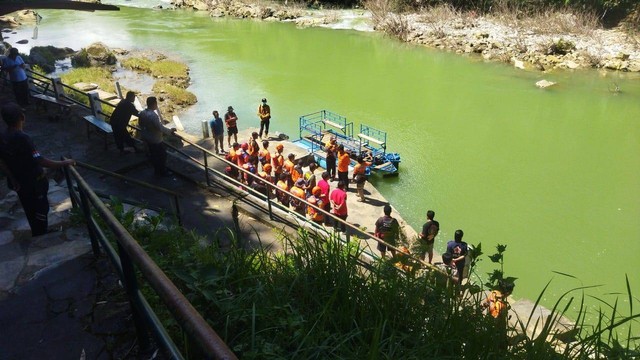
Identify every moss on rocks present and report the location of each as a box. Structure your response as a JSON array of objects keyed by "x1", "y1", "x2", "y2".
[{"x1": 121, "y1": 56, "x2": 190, "y2": 88}]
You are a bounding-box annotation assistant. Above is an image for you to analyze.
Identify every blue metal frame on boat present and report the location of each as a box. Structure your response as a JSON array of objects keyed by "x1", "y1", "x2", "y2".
[{"x1": 294, "y1": 110, "x2": 401, "y2": 176}]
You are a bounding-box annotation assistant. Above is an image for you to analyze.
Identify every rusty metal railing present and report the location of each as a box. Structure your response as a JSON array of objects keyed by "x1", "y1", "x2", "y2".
[{"x1": 63, "y1": 164, "x2": 237, "y2": 360}]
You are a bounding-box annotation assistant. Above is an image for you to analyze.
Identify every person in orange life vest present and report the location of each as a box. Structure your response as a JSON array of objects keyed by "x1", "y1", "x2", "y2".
[
  {"x1": 336, "y1": 145, "x2": 351, "y2": 191},
  {"x1": 275, "y1": 173, "x2": 290, "y2": 207},
  {"x1": 252, "y1": 163, "x2": 273, "y2": 198},
  {"x1": 283, "y1": 153, "x2": 296, "y2": 187},
  {"x1": 258, "y1": 140, "x2": 271, "y2": 170},
  {"x1": 303, "y1": 162, "x2": 318, "y2": 195},
  {"x1": 482, "y1": 281, "x2": 514, "y2": 319},
  {"x1": 272, "y1": 143, "x2": 285, "y2": 178},
  {"x1": 324, "y1": 137, "x2": 337, "y2": 181},
  {"x1": 248, "y1": 132, "x2": 260, "y2": 166},
  {"x1": 306, "y1": 186, "x2": 325, "y2": 224},
  {"x1": 224, "y1": 106, "x2": 238, "y2": 147},
  {"x1": 225, "y1": 143, "x2": 240, "y2": 178},
  {"x1": 291, "y1": 163, "x2": 303, "y2": 185},
  {"x1": 352, "y1": 155, "x2": 372, "y2": 202},
  {"x1": 283, "y1": 153, "x2": 295, "y2": 175},
  {"x1": 257, "y1": 98, "x2": 271, "y2": 139},
  {"x1": 374, "y1": 204, "x2": 400, "y2": 259},
  {"x1": 290, "y1": 178, "x2": 307, "y2": 216},
  {"x1": 330, "y1": 180, "x2": 348, "y2": 233}
]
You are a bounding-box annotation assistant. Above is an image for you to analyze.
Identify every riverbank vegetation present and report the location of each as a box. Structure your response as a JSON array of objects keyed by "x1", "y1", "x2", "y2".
[{"x1": 107, "y1": 201, "x2": 639, "y2": 359}]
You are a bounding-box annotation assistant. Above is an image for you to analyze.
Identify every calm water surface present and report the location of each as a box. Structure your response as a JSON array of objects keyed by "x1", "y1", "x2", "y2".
[{"x1": 11, "y1": 5, "x2": 640, "y2": 317}]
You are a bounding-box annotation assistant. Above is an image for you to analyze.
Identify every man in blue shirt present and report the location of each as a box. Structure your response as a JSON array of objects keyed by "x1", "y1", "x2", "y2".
[
  {"x1": 209, "y1": 110, "x2": 225, "y2": 154},
  {"x1": 1, "y1": 48, "x2": 30, "y2": 107},
  {"x1": 446, "y1": 229, "x2": 468, "y2": 285}
]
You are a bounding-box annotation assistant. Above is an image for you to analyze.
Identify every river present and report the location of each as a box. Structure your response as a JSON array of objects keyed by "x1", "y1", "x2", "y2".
[{"x1": 7, "y1": 3, "x2": 640, "y2": 323}]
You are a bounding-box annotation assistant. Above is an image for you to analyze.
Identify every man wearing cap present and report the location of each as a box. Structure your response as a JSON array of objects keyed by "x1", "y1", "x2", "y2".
[
  {"x1": 0, "y1": 103, "x2": 76, "y2": 236},
  {"x1": 225, "y1": 106, "x2": 238, "y2": 147},
  {"x1": 257, "y1": 98, "x2": 271, "y2": 139}
]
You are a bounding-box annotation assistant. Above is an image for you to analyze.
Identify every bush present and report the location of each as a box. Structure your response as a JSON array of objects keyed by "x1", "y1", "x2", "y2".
[{"x1": 546, "y1": 38, "x2": 576, "y2": 55}]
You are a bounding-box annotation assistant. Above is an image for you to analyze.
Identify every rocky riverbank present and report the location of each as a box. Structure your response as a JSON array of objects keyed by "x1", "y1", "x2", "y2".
[{"x1": 171, "y1": 0, "x2": 640, "y2": 72}]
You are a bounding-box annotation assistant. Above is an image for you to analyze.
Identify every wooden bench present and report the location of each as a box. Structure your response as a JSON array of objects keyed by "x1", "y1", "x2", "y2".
[
  {"x1": 32, "y1": 93, "x2": 73, "y2": 115},
  {"x1": 84, "y1": 115, "x2": 113, "y2": 150}
]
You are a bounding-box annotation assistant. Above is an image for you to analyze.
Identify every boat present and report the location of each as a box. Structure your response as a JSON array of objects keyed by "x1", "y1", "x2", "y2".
[{"x1": 293, "y1": 110, "x2": 401, "y2": 176}]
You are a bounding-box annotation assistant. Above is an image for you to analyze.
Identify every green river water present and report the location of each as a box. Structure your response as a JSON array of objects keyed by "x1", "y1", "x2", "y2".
[{"x1": 10, "y1": 4, "x2": 640, "y2": 320}]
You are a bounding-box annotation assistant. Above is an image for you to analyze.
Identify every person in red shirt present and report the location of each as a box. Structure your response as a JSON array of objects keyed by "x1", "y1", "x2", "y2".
[
  {"x1": 330, "y1": 180, "x2": 348, "y2": 233},
  {"x1": 258, "y1": 140, "x2": 271, "y2": 170},
  {"x1": 224, "y1": 106, "x2": 238, "y2": 147}
]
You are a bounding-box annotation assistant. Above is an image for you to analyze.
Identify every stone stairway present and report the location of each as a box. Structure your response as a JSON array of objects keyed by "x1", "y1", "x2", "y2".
[{"x1": 0, "y1": 179, "x2": 91, "y2": 299}]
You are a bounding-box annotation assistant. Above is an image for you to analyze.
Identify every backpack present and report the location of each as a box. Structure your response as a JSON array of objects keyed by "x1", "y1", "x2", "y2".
[
  {"x1": 376, "y1": 216, "x2": 397, "y2": 239},
  {"x1": 426, "y1": 221, "x2": 439, "y2": 241}
]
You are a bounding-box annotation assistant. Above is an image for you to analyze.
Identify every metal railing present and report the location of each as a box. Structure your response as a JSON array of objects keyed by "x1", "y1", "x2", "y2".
[
  {"x1": 63, "y1": 164, "x2": 237, "y2": 360},
  {"x1": 74, "y1": 161, "x2": 182, "y2": 225},
  {"x1": 165, "y1": 132, "x2": 443, "y2": 274}
]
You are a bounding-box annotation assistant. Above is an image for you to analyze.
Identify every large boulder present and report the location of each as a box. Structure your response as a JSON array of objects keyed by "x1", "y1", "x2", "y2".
[
  {"x1": 71, "y1": 42, "x2": 116, "y2": 67},
  {"x1": 29, "y1": 46, "x2": 75, "y2": 73}
]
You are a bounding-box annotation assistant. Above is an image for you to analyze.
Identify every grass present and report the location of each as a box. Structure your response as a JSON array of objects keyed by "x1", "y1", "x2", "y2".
[
  {"x1": 60, "y1": 67, "x2": 115, "y2": 93},
  {"x1": 121, "y1": 57, "x2": 190, "y2": 84},
  {"x1": 106, "y1": 201, "x2": 639, "y2": 359},
  {"x1": 151, "y1": 80, "x2": 197, "y2": 106}
]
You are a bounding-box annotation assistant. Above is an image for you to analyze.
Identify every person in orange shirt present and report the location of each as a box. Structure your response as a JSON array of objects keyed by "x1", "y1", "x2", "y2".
[
  {"x1": 336, "y1": 145, "x2": 351, "y2": 191},
  {"x1": 276, "y1": 173, "x2": 290, "y2": 207},
  {"x1": 291, "y1": 164, "x2": 303, "y2": 185},
  {"x1": 252, "y1": 163, "x2": 273, "y2": 198},
  {"x1": 306, "y1": 186, "x2": 325, "y2": 224},
  {"x1": 283, "y1": 153, "x2": 296, "y2": 187},
  {"x1": 272, "y1": 143, "x2": 285, "y2": 179},
  {"x1": 289, "y1": 178, "x2": 307, "y2": 216},
  {"x1": 248, "y1": 132, "x2": 260, "y2": 166},
  {"x1": 225, "y1": 142, "x2": 240, "y2": 179},
  {"x1": 224, "y1": 106, "x2": 238, "y2": 148},
  {"x1": 258, "y1": 140, "x2": 271, "y2": 170},
  {"x1": 352, "y1": 155, "x2": 372, "y2": 202},
  {"x1": 257, "y1": 98, "x2": 271, "y2": 139}
]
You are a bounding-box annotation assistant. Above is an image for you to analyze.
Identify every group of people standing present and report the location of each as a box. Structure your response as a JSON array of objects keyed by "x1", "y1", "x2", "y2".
[
  {"x1": 208, "y1": 98, "x2": 271, "y2": 155},
  {"x1": 374, "y1": 207, "x2": 470, "y2": 285}
]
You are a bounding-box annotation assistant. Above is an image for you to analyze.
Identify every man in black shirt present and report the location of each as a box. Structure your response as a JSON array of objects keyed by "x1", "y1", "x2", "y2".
[
  {"x1": 110, "y1": 91, "x2": 140, "y2": 154},
  {"x1": 0, "y1": 103, "x2": 75, "y2": 236},
  {"x1": 419, "y1": 210, "x2": 439, "y2": 263}
]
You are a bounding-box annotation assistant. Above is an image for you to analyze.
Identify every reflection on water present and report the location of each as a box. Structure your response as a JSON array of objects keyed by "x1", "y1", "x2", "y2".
[{"x1": 112, "y1": 68, "x2": 155, "y2": 94}]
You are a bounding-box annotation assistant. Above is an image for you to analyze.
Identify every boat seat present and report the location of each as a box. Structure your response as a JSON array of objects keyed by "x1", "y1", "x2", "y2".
[{"x1": 357, "y1": 133, "x2": 385, "y2": 145}]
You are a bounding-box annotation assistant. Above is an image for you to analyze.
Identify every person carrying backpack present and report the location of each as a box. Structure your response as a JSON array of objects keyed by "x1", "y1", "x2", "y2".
[
  {"x1": 374, "y1": 204, "x2": 400, "y2": 259},
  {"x1": 419, "y1": 210, "x2": 439, "y2": 263}
]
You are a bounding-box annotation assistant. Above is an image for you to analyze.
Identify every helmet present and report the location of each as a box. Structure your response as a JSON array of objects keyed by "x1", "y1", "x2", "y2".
[
  {"x1": 263, "y1": 164, "x2": 272, "y2": 173},
  {"x1": 276, "y1": 144, "x2": 284, "y2": 151},
  {"x1": 241, "y1": 143, "x2": 249, "y2": 150},
  {"x1": 312, "y1": 186, "x2": 322, "y2": 196}
]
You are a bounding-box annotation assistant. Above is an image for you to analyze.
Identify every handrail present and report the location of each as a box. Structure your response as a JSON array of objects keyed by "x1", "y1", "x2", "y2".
[
  {"x1": 168, "y1": 131, "x2": 443, "y2": 275},
  {"x1": 25, "y1": 68, "x2": 443, "y2": 275},
  {"x1": 74, "y1": 160, "x2": 182, "y2": 225},
  {"x1": 65, "y1": 164, "x2": 237, "y2": 360}
]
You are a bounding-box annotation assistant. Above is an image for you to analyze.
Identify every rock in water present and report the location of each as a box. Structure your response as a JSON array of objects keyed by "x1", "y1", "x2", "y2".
[
  {"x1": 512, "y1": 57, "x2": 525, "y2": 70},
  {"x1": 536, "y1": 80, "x2": 556, "y2": 89}
]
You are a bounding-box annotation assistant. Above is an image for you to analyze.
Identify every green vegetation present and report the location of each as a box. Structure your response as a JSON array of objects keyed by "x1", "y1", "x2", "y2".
[
  {"x1": 121, "y1": 57, "x2": 189, "y2": 85},
  {"x1": 105, "y1": 201, "x2": 638, "y2": 359},
  {"x1": 60, "y1": 67, "x2": 115, "y2": 93},
  {"x1": 152, "y1": 80, "x2": 197, "y2": 106}
]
